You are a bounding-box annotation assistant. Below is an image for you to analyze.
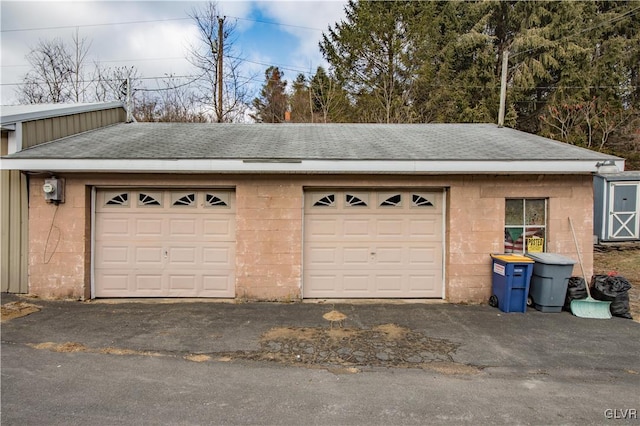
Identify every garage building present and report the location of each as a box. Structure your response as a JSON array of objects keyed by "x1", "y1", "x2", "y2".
[{"x1": 1, "y1": 119, "x2": 623, "y2": 302}]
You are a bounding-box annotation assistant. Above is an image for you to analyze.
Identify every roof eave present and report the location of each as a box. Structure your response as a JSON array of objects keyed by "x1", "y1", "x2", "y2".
[{"x1": 0, "y1": 158, "x2": 625, "y2": 174}]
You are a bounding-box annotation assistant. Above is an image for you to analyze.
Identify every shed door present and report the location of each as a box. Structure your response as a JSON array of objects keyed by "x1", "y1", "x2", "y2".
[
  {"x1": 95, "y1": 189, "x2": 235, "y2": 297},
  {"x1": 608, "y1": 183, "x2": 639, "y2": 240},
  {"x1": 303, "y1": 190, "x2": 444, "y2": 298}
]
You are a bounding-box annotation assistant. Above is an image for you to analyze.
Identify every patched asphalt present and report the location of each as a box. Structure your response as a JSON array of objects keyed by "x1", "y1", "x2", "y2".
[{"x1": 1, "y1": 294, "x2": 639, "y2": 371}]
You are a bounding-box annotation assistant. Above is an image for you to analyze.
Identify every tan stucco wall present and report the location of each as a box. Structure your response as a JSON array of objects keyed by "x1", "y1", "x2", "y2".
[
  {"x1": 446, "y1": 175, "x2": 593, "y2": 302},
  {"x1": 27, "y1": 173, "x2": 594, "y2": 302},
  {"x1": 236, "y1": 178, "x2": 303, "y2": 301},
  {"x1": 28, "y1": 176, "x2": 91, "y2": 299}
]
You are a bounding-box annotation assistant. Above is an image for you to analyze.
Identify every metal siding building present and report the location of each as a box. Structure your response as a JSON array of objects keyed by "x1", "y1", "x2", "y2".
[{"x1": 1, "y1": 102, "x2": 126, "y2": 293}]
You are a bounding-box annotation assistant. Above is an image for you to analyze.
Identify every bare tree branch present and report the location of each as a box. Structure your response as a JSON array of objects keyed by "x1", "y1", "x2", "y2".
[{"x1": 187, "y1": 1, "x2": 251, "y2": 122}]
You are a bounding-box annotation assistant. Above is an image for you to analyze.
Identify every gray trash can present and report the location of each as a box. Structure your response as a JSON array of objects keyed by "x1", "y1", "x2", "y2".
[{"x1": 525, "y1": 253, "x2": 576, "y2": 312}]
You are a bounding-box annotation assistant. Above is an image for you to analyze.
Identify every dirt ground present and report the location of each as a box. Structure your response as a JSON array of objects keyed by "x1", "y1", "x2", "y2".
[
  {"x1": 593, "y1": 246, "x2": 640, "y2": 322},
  {"x1": 0, "y1": 301, "x2": 41, "y2": 322}
]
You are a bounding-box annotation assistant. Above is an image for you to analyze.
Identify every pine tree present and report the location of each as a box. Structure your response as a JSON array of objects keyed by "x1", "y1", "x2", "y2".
[
  {"x1": 317, "y1": 0, "x2": 638, "y2": 162},
  {"x1": 309, "y1": 67, "x2": 353, "y2": 123},
  {"x1": 320, "y1": 0, "x2": 423, "y2": 123},
  {"x1": 251, "y1": 67, "x2": 288, "y2": 123},
  {"x1": 290, "y1": 73, "x2": 311, "y2": 123}
]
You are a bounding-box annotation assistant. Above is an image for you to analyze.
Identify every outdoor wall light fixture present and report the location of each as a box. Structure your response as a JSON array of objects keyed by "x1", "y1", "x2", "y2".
[{"x1": 595, "y1": 160, "x2": 620, "y2": 174}]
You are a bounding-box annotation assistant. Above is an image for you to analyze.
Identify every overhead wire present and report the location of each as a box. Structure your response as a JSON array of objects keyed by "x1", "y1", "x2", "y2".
[
  {"x1": 135, "y1": 72, "x2": 209, "y2": 92},
  {"x1": 0, "y1": 14, "x2": 325, "y2": 34},
  {"x1": 2, "y1": 4, "x2": 638, "y2": 95},
  {"x1": 0, "y1": 11, "x2": 324, "y2": 89},
  {"x1": 227, "y1": 15, "x2": 323, "y2": 32},
  {"x1": 0, "y1": 17, "x2": 192, "y2": 33}
]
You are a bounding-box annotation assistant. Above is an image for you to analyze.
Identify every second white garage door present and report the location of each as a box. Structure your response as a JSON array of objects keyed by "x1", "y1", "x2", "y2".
[
  {"x1": 303, "y1": 190, "x2": 444, "y2": 298},
  {"x1": 95, "y1": 189, "x2": 235, "y2": 298}
]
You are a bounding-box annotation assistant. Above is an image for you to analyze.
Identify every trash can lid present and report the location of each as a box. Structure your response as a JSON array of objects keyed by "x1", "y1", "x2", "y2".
[
  {"x1": 491, "y1": 254, "x2": 534, "y2": 263},
  {"x1": 525, "y1": 253, "x2": 576, "y2": 265}
]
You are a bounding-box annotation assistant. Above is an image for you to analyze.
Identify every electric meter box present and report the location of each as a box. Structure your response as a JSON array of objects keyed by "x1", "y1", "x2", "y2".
[{"x1": 43, "y1": 178, "x2": 65, "y2": 203}]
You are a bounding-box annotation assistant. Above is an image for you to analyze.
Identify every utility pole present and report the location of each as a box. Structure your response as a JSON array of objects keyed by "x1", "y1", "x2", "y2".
[
  {"x1": 498, "y1": 49, "x2": 509, "y2": 128},
  {"x1": 120, "y1": 78, "x2": 133, "y2": 123},
  {"x1": 126, "y1": 77, "x2": 132, "y2": 123},
  {"x1": 216, "y1": 16, "x2": 225, "y2": 123}
]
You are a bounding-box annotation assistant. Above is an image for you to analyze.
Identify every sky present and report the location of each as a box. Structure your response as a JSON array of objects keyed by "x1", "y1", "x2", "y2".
[{"x1": 0, "y1": 0, "x2": 348, "y2": 105}]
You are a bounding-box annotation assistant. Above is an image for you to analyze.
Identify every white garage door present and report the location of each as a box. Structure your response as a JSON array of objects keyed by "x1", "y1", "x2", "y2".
[
  {"x1": 95, "y1": 189, "x2": 235, "y2": 297},
  {"x1": 304, "y1": 190, "x2": 444, "y2": 298}
]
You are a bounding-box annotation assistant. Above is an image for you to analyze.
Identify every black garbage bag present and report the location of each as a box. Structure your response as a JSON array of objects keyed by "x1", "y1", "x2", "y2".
[
  {"x1": 564, "y1": 277, "x2": 587, "y2": 311},
  {"x1": 590, "y1": 274, "x2": 633, "y2": 319},
  {"x1": 591, "y1": 274, "x2": 632, "y2": 299},
  {"x1": 610, "y1": 293, "x2": 633, "y2": 319}
]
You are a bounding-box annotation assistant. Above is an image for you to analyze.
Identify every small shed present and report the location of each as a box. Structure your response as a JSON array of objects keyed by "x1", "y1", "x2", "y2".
[{"x1": 594, "y1": 171, "x2": 640, "y2": 242}]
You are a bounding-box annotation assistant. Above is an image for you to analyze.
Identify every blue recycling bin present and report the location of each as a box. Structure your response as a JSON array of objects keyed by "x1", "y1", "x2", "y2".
[{"x1": 490, "y1": 254, "x2": 534, "y2": 313}]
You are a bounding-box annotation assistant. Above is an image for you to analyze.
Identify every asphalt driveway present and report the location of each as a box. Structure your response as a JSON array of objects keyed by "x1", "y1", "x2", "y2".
[{"x1": 2, "y1": 294, "x2": 638, "y2": 425}]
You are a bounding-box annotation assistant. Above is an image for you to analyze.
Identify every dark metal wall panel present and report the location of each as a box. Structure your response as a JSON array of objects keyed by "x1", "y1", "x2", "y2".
[
  {"x1": 593, "y1": 175, "x2": 605, "y2": 240},
  {"x1": 0, "y1": 170, "x2": 28, "y2": 293},
  {"x1": 0, "y1": 171, "x2": 9, "y2": 291},
  {"x1": 21, "y1": 107, "x2": 126, "y2": 149}
]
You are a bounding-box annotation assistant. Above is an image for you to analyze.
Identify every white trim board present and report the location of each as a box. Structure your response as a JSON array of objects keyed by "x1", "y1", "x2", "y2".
[{"x1": 0, "y1": 158, "x2": 625, "y2": 174}]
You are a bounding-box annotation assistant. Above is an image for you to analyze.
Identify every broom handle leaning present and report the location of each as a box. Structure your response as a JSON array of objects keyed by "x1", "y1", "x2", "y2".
[{"x1": 568, "y1": 217, "x2": 591, "y2": 298}]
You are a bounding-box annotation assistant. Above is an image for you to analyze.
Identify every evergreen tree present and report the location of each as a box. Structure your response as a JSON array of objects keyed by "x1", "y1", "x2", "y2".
[
  {"x1": 320, "y1": 0, "x2": 423, "y2": 123},
  {"x1": 251, "y1": 66, "x2": 287, "y2": 123},
  {"x1": 290, "y1": 73, "x2": 311, "y2": 123},
  {"x1": 309, "y1": 66, "x2": 353, "y2": 123},
  {"x1": 534, "y1": 1, "x2": 639, "y2": 149},
  {"x1": 318, "y1": 0, "x2": 638, "y2": 164}
]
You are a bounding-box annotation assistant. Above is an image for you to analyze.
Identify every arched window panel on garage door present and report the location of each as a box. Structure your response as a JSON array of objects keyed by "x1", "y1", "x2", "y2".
[
  {"x1": 412, "y1": 193, "x2": 435, "y2": 208},
  {"x1": 345, "y1": 193, "x2": 368, "y2": 207},
  {"x1": 103, "y1": 191, "x2": 130, "y2": 207},
  {"x1": 205, "y1": 192, "x2": 230, "y2": 208},
  {"x1": 137, "y1": 191, "x2": 162, "y2": 207},
  {"x1": 311, "y1": 193, "x2": 336, "y2": 208},
  {"x1": 171, "y1": 192, "x2": 196, "y2": 207},
  {"x1": 378, "y1": 193, "x2": 402, "y2": 207}
]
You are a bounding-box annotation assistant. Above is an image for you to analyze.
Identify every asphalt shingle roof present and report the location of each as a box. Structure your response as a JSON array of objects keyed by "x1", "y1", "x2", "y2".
[{"x1": 5, "y1": 122, "x2": 617, "y2": 162}]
